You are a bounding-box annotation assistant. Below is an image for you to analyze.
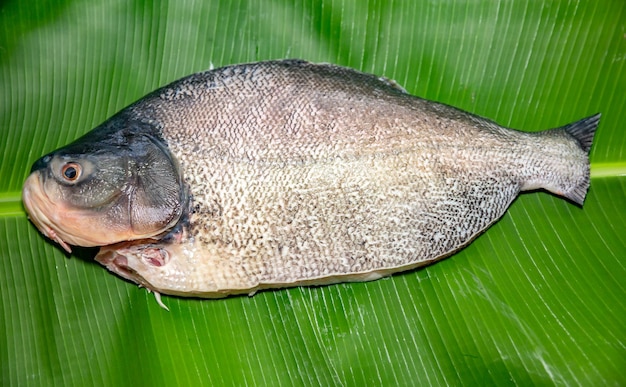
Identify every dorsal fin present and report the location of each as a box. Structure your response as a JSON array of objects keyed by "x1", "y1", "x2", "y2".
[{"x1": 377, "y1": 76, "x2": 408, "y2": 94}]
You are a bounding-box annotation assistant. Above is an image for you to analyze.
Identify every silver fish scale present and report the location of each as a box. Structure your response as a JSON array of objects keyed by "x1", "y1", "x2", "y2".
[{"x1": 119, "y1": 60, "x2": 588, "y2": 291}]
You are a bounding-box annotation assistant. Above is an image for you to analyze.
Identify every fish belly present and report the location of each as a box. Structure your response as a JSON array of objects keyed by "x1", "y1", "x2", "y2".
[{"x1": 168, "y1": 142, "x2": 519, "y2": 294}]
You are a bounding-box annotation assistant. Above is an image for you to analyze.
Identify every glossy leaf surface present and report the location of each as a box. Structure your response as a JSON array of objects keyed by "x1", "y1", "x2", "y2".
[{"x1": 1, "y1": 1, "x2": 625, "y2": 385}]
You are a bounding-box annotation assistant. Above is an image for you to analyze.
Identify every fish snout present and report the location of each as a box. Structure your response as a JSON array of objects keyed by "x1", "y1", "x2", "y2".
[{"x1": 22, "y1": 172, "x2": 73, "y2": 253}]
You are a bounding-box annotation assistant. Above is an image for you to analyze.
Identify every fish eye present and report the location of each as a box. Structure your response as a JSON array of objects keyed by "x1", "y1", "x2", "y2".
[{"x1": 61, "y1": 162, "x2": 81, "y2": 182}]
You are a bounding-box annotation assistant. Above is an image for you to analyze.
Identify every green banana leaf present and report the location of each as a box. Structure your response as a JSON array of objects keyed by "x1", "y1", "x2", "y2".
[{"x1": 1, "y1": 0, "x2": 624, "y2": 385}]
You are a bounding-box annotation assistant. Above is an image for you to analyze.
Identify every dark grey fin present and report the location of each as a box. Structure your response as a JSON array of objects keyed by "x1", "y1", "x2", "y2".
[
  {"x1": 556, "y1": 113, "x2": 600, "y2": 206},
  {"x1": 565, "y1": 173, "x2": 589, "y2": 206},
  {"x1": 561, "y1": 113, "x2": 600, "y2": 154}
]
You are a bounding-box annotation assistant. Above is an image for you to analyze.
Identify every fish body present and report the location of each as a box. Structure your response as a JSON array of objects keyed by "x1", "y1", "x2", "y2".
[{"x1": 22, "y1": 60, "x2": 599, "y2": 300}]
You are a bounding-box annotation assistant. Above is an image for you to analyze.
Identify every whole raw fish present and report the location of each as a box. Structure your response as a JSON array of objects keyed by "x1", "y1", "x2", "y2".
[{"x1": 22, "y1": 60, "x2": 599, "y2": 306}]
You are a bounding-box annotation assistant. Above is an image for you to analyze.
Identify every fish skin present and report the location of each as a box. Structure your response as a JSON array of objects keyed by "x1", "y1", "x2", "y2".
[{"x1": 24, "y1": 59, "x2": 599, "y2": 299}]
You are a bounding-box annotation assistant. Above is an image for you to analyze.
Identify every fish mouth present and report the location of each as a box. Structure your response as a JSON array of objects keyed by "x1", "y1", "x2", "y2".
[
  {"x1": 22, "y1": 172, "x2": 114, "y2": 251},
  {"x1": 22, "y1": 173, "x2": 73, "y2": 252}
]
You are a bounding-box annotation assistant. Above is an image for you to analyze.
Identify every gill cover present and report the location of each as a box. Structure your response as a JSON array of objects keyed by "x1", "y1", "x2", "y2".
[{"x1": 23, "y1": 112, "x2": 185, "y2": 248}]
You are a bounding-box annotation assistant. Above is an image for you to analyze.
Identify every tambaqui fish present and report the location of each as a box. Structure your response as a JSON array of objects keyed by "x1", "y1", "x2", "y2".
[{"x1": 22, "y1": 59, "x2": 599, "y2": 306}]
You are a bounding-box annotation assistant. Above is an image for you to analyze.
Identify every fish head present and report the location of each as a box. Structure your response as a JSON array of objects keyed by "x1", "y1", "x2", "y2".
[{"x1": 22, "y1": 116, "x2": 186, "y2": 251}]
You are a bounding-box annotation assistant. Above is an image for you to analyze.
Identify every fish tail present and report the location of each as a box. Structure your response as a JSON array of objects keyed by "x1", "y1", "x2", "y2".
[
  {"x1": 560, "y1": 113, "x2": 600, "y2": 154},
  {"x1": 555, "y1": 113, "x2": 600, "y2": 205}
]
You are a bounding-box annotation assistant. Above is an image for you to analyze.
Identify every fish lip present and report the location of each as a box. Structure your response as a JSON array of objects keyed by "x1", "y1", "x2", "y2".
[{"x1": 22, "y1": 172, "x2": 73, "y2": 252}]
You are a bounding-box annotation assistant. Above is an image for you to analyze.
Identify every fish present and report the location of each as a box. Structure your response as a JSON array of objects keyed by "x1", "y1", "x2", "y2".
[{"x1": 22, "y1": 59, "x2": 599, "y2": 307}]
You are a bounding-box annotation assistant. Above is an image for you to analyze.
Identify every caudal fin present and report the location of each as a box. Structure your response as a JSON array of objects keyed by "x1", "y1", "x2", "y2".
[
  {"x1": 562, "y1": 113, "x2": 600, "y2": 154},
  {"x1": 559, "y1": 113, "x2": 600, "y2": 205}
]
